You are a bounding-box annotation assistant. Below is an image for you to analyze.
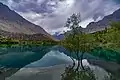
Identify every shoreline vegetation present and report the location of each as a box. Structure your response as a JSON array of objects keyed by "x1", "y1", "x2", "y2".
[{"x1": 0, "y1": 38, "x2": 59, "y2": 47}]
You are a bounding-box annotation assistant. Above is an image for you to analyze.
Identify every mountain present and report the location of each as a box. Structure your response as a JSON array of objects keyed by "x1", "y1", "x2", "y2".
[
  {"x1": 84, "y1": 8, "x2": 120, "y2": 33},
  {"x1": 0, "y1": 2, "x2": 53, "y2": 40},
  {"x1": 52, "y1": 32, "x2": 64, "y2": 40}
]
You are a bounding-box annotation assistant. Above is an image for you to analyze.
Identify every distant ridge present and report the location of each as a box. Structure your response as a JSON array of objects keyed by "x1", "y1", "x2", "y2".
[{"x1": 85, "y1": 8, "x2": 120, "y2": 33}]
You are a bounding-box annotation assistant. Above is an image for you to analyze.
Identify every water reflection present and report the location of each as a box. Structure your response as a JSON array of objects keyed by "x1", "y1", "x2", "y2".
[
  {"x1": 0, "y1": 45, "x2": 120, "y2": 80},
  {"x1": 5, "y1": 49, "x2": 110, "y2": 80}
]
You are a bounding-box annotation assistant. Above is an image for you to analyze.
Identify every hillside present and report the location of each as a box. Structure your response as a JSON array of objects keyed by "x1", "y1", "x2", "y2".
[
  {"x1": 64, "y1": 22, "x2": 120, "y2": 51},
  {"x1": 0, "y1": 29, "x2": 53, "y2": 41},
  {"x1": 0, "y1": 2, "x2": 53, "y2": 41}
]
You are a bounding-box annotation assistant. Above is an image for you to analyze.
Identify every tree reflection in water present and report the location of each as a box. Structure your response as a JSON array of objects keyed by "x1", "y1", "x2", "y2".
[{"x1": 61, "y1": 65, "x2": 96, "y2": 80}]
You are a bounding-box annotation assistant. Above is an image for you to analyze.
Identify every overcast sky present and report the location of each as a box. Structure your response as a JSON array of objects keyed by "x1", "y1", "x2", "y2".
[{"x1": 0, "y1": 0, "x2": 120, "y2": 34}]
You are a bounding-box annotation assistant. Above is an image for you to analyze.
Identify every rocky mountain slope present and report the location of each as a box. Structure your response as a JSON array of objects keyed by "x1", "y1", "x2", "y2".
[{"x1": 0, "y1": 2, "x2": 53, "y2": 40}]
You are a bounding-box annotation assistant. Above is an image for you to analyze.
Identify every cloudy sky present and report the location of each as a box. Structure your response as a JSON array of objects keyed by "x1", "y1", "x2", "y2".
[{"x1": 0, "y1": 0, "x2": 120, "y2": 34}]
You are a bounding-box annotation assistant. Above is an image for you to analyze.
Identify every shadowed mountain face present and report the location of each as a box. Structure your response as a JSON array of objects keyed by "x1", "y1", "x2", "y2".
[{"x1": 0, "y1": 2, "x2": 53, "y2": 40}]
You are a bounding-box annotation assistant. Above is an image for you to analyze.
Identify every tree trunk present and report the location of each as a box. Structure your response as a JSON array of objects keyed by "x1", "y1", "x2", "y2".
[
  {"x1": 70, "y1": 57, "x2": 75, "y2": 69},
  {"x1": 76, "y1": 35, "x2": 81, "y2": 71},
  {"x1": 69, "y1": 52, "x2": 75, "y2": 69},
  {"x1": 76, "y1": 52, "x2": 80, "y2": 71},
  {"x1": 80, "y1": 53, "x2": 85, "y2": 70}
]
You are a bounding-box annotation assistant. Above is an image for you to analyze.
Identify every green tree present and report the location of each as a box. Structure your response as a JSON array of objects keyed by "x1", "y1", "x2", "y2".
[
  {"x1": 64, "y1": 13, "x2": 93, "y2": 70},
  {"x1": 61, "y1": 13, "x2": 96, "y2": 80},
  {"x1": 64, "y1": 13, "x2": 83, "y2": 70}
]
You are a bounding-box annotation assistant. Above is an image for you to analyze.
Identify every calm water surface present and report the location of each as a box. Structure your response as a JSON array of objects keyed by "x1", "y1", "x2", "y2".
[{"x1": 0, "y1": 45, "x2": 120, "y2": 79}]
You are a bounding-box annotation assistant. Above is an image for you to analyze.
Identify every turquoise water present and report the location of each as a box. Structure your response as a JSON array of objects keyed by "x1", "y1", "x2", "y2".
[
  {"x1": 91, "y1": 47, "x2": 120, "y2": 63},
  {"x1": 0, "y1": 45, "x2": 120, "y2": 68},
  {"x1": 0, "y1": 45, "x2": 51, "y2": 68}
]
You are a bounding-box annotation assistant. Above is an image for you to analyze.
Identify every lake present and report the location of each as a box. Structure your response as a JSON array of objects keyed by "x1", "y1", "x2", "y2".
[{"x1": 0, "y1": 45, "x2": 120, "y2": 80}]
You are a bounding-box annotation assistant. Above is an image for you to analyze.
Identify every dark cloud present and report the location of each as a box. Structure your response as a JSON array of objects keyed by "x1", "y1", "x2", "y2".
[
  {"x1": 114, "y1": 0, "x2": 120, "y2": 3},
  {"x1": 0, "y1": 0, "x2": 8, "y2": 2},
  {"x1": 12, "y1": 0, "x2": 22, "y2": 3},
  {"x1": 0, "y1": 0, "x2": 8, "y2": 4},
  {"x1": 10, "y1": 0, "x2": 57, "y2": 14}
]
